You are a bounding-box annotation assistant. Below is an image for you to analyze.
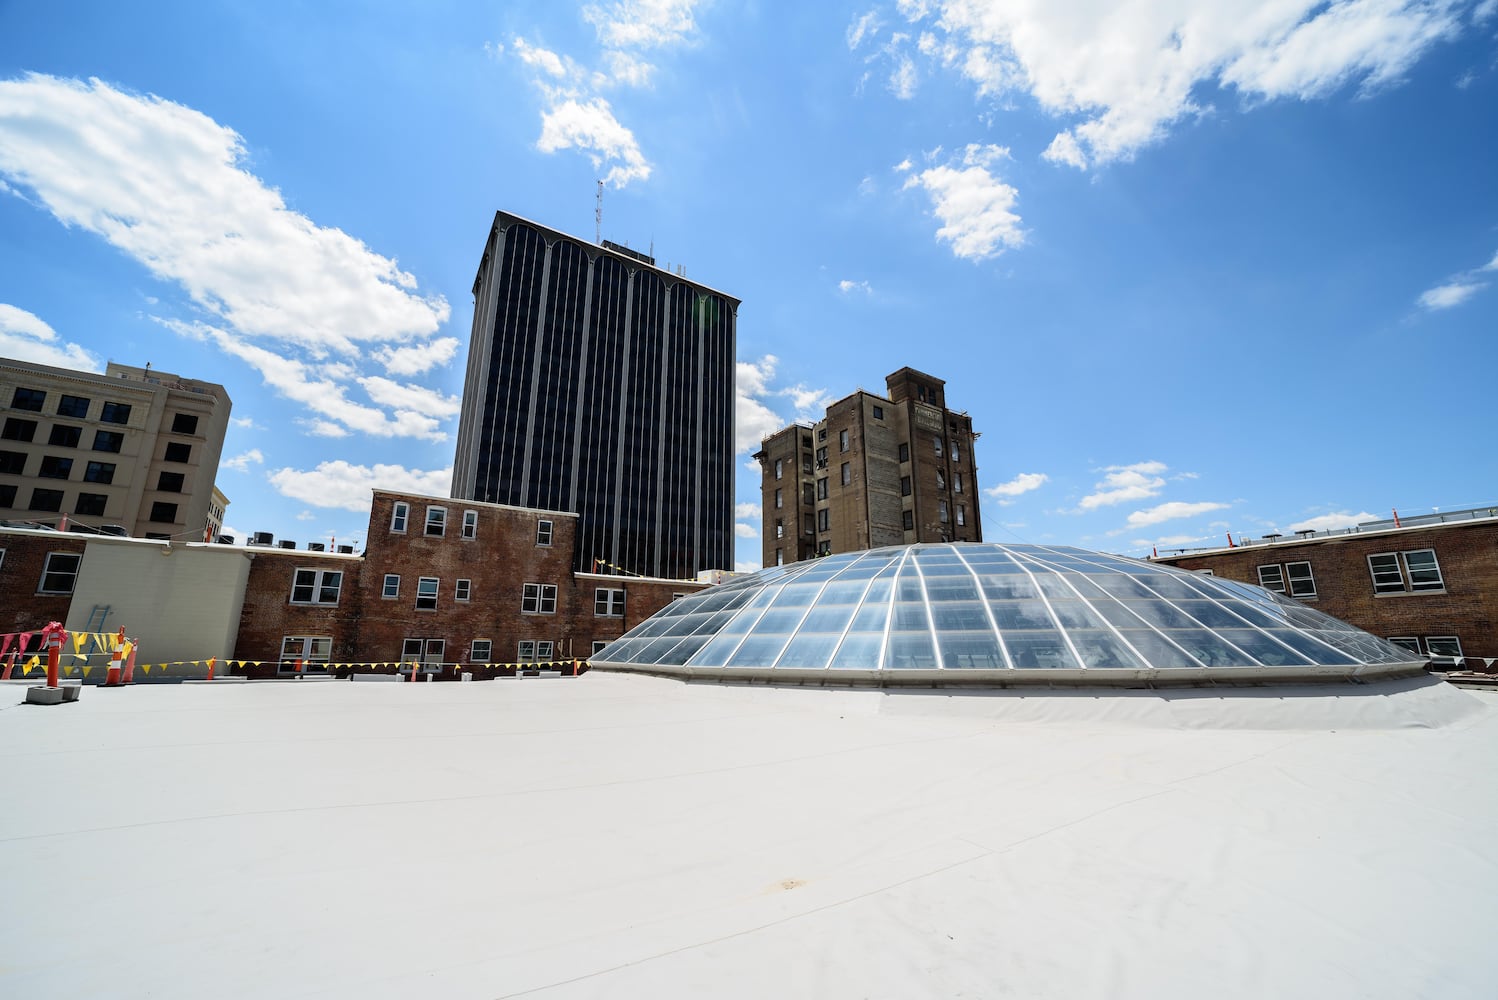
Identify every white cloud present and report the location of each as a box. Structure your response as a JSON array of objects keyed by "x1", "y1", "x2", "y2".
[
  {"x1": 371, "y1": 338, "x2": 460, "y2": 376},
  {"x1": 901, "y1": 144, "x2": 1024, "y2": 260},
  {"x1": 985, "y1": 472, "x2": 1049, "y2": 505},
  {"x1": 512, "y1": 37, "x2": 572, "y2": 80},
  {"x1": 1483, "y1": 250, "x2": 1498, "y2": 271},
  {"x1": 1079, "y1": 460, "x2": 1168, "y2": 510},
  {"x1": 736, "y1": 355, "x2": 787, "y2": 453},
  {"x1": 269, "y1": 461, "x2": 453, "y2": 512},
  {"x1": 892, "y1": 1, "x2": 1467, "y2": 169},
  {"x1": 734, "y1": 560, "x2": 761, "y2": 574},
  {"x1": 1419, "y1": 281, "x2": 1485, "y2": 309},
  {"x1": 538, "y1": 98, "x2": 652, "y2": 187},
  {"x1": 1125, "y1": 501, "x2": 1231, "y2": 529},
  {"x1": 848, "y1": 10, "x2": 884, "y2": 49},
  {"x1": 357, "y1": 375, "x2": 461, "y2": 419},
  {"x1": 734, "y1": 522, "x2": 758, "y2": 539},
  {"x1": 838, "y1": 279, "x2": 874, "y2": 294},
  {"x1": 1287, "y1": 510, "x2": 1378, "y2": 533},
  {"x1": 782, "y1": 384, "x2": 835, "y2": 420},
  {"x1": 295, "y1": 510, "x2": 317, "y2": 522},
  {"x1": 221, "y1": 448, "x2": 264, "y2": 473},
  {"x1": 584, "y1": 0, "x2": 699, "y2": 49},
  {"x1": 735, "y1": 501, "x2": 762, "y2": 520},
  {"x1": 230, "y1": 415, "x2": 258, "y2": 429},
  {"x1": 0, "y1": 303, "x2": 100, "y2": 370},
  {"x1": 890, "y1": 54, "x2": 919, "y2": 98}
]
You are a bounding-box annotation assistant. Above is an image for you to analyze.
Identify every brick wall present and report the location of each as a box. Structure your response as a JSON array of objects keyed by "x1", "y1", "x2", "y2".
[{"x1": 0, "y1": 529, "x2": 86, "y2": 635}]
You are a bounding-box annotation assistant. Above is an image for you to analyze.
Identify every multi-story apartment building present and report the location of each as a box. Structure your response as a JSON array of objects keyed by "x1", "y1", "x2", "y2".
[
  {"x1": 755, "y1": 368, "x2": 982, "y2": 567},
  {"x1": 1153, "y1": 506, "x2": 1498, "y2": 667},
  {"x1": 452, "y1": 211, "x2": 739, "y2": 579},
  {"x1": 0, "y1": 358, "x2": 230, "y2": 539}
]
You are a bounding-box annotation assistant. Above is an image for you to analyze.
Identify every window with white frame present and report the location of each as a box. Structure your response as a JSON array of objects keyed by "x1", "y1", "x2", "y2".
[
  {"x1": 455, "y1": 579, "x2": 471, "y2": 602},
  {"x1": 470, "y1": 639, "x2": 492, "y2": 662},
  {"x1": 390, "y1": 501, "x2": 409, "y2": 533},
  {"x1": 536, "y1": 519, "x2": 553, "y2": 546},
  {"x1": 518, "y1": 640, "x2": 555, "y2": 662},
  {"x1": 416, "y1": 577, "x2": 439, "y2": 610},
  {"x1": 1368, "y1": 549, "x2": 1444, "y2": 594},
  {"x1": 592, "y1": 640, "x2": 610, "y2": 656},
  {"x1": 401, "y1": 638, "x2": 445, "y2": 665},
  {"x1": 522, "y1": 582, "x2": 557, "y2": 614},
  {"x1": 382, "y1": 574, "x2": 400, "y2": 599},
  {"x1": 595, "y1": 587, "x2": 626, "y2": 617},
  {"x1": 1285, "y1": 561, "x2": 1316, "y2": 598},
  {"x1": 281, "y1": 636, "x2": 332, "y2": 663},
  {"x1": 1425, "y1": 636, "x2": 1463, "y2": 660},
  {"x1": 38, "y1": 552, "x2": 81, "y2": 595},
  {"x1": 291, "y1": 568, "x2": 342, "y2": 605},
  {"x1": 1388, "y1": 636, "x2": 1421, "y2": 654},
  {"x1": 425, "y1": 506, "x2": 446, "y2": 537},
  {"x1": 461, "y1": 510, "x2": 478, "y2": 539},
  {"x1": 1257, "y1": 564, "x2": 1286, "y2": 594}
]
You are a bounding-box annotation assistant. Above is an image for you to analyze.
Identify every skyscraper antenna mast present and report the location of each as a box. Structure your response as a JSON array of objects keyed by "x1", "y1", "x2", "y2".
[{"x1": 595, "y1": 180, "x2": 603, "y2": 244}]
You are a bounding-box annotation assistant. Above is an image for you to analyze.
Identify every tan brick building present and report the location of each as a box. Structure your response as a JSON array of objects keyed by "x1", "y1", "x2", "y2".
[
  {"x1": 754, "y1": 368, "x2": 982, "y2": 567},
  {"x1": 1153, "y1": 507, "x2": 1498, "y2": 666}
]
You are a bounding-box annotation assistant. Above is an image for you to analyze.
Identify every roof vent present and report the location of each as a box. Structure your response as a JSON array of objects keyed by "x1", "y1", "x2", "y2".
[
  {"x1": 337, "y1": 544, "x2": 354, "y2": 554},
  {"x1": 307, "y1": 542, "x2": 326, "y2": 552},
  {"x1": 251, "y1": 531, "x2": 273, "y2": 546},
  {"x1": 278, "y1": 540, "x2": 296, "y2": 550}
]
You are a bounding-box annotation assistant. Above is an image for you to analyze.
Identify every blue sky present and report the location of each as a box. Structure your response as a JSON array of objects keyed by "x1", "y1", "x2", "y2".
[{"x1": 1, "y1": 1, "x2": 1494, "y2": 571}]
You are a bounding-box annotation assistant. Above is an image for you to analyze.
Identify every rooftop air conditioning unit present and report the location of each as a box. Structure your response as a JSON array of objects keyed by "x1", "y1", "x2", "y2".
[
  {"x1": 336, "y1": 544, "x2": 354, "y2": 554},
  {"x1": 216, "y1": 534, "x2": 235, "y2": 545},
  {"x1": 251, "y1": 531, "x2": 273, "y2": 546},
  {"x1": 278, "y1": 540, "x2": 296, "y2": 549},
  {"x1": 307, "y1": 542, "x2": 326, "y2": 552}
]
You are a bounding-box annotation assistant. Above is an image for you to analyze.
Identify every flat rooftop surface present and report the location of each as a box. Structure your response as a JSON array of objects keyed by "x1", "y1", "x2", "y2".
[{"x1": 3, "y1": 674, "x2": 1497, "y2": 998}]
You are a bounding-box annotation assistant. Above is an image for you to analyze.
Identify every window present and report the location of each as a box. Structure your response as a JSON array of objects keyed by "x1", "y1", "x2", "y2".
[
  {"x1": 74, "y1": 493, "x2": 107, "y2": 516},
  {"x1": 804, "y1": 513, "x2": 814, "y2": 535},
  {"x1": 30, "y1": 488, "x2": 63, "y2": 512},
  {"x1": 595, "y1": 587, "x2": 626, "y2": 617},
  {"x1": 775, "y1": 518, "x2": 784, "y2": 538},
  {"x1": 452, "y1": 509, "x2": 474, "y2": 540},
  {"x1": 149, "y1": 501, "x2": 178, "y2": 523},
  {"x1": 11, "y1": 387, "x2": 45, "y2": 411},
  {"x1": 281, "y1": 636, "x2": 332, "y2": 664},
  {"x1": 952, "y1": 442, "x2": 962, "y2": 464},
  {"x1": 954, "y1": 473, "x2": 963, "y2": 494},
  {"x1": 0, "y1": 450, "x2": 24, "y2": 474},
  {"x1": 0, "y1": 485, "x2": 14, "y2": 507},
  {"x1": 157, "y1": 471, "x2": 185, "y2": 493},
  {"x1": 57, "y1": 394, "x2": 89, "y2": 418},
  {"x1": 1257, "y1": 565, "x2": 1286, "y2": 594},
  {"x1": 817, "y1": 540, "x2": 831, "y2": 556},
  {"x1": 774, "y1": 488, "x2": 783, "y2": 509},
  {"x1": 402, "y1": 638, "x2": 445, "y2": 665},
  {"x1": 1285, "y1": 561, "x2": 1316, "y2": 598},
  {"x1": 390, "y1": 501, "x2": 409, "y2": 533},
  {"x1": 818, "y1": 427, "x2": 827, "y2": 441},
  {"x1": 382, "y1": 574, "x2": 400, "y2": 598},
  {"x1": 522, "y1": 583, "x2": 557, "y2": 614},
  {"x1": 1425, "y1": 636, "x2": 1463, "y2": 660},
  {"x1": 48, "y1": 425, "x2": 81, "y2": 448},
  {"x1": 38, "y1": 456, "x2": 72, "y2": 480},
  {"x1": 872, "y1": 405, "x2": 884, "y2": 420},
  {"x1": 39, "y1": 552, "x2": 81, "y2": 594},
  {"x1": 1388, "y1": 637, "x2": 1421, "y2": 654},
  {"x1": 802, "y1": 484, "x2": 814, "y2": 505},
  {"x1": 956, "y1": 505, "x2": 966, "y2": 527},
  {"x1": 100, "y1": 402, "x2": 131, "y2": 424},
  {"x1": 455, "y1": 579, "x2": 471, "y2": 602},
  {"x1": 424, "y1": 506, "x2": 446, "y2": 536},
  {"x1": 0, "y1": 549, "x2": 4, "y2": 570},
  {"x1": 536, "y1": 519, "x2": 553, "y2": 545},
  {"x1": 3, "y1": 418, "x2": 37, "y2": 442},
  {"x1": 818, "y1": 508, "x2": 829, "y2": 532},
  {"x1": 518, "y1": 640, "x2": 555, "y2": 662},
  {"x1": 291, "y1": 569, "x2": 343, "y2": 605},
  {"x1": 93, "y1": 430, "x2": 123, "y2": 453},
  {"x1": 940, "y1": 501, "x2": 949, "y2": 523},
  {"x1": 83, "y1": 461, "x2": 114, "y2": 484},
  {"x1": 840, "y1": 462, "x2": 850, "y2": 486},
  {"x1": 903, "y1": 510, "x2": 914, "y2": 531},
  {"x1": 592, "y1": 640, "x2": 610, "y2": 656},
  {"x1": 936, "y1": 470, "x2": 945, "y2": 490},
  {"x1": 898, "y1": 442, "x2": 909, "y2": 463},
  {"x1": 815, "y1": 446, "x2": 827, "y2": 469},
  {"x1": 171, "y1": 413, "x2": 198, "y2": 434},
  {"x1": 934, "y1": 436, "x2": 944, "y2": 457},
  {"x1": 839, "y1": 429, "x2": 849, "y2": 452},
  {"x1": 1369, "y1": 549, "x2": 1444, "y2": 594},
  {"x1": 774, "y1": 458, "x2": 783, "y2": 480},
  {"x1": 470, "y1": 639, "x2": 492, "y2": 663},
  {"x1": 900, "y1": 475, "x2": 911, "y2": 497},
  {"x1": 817, "y1": 478, "x2": 828, "y2": 500},
  {"x1": 802, "y1": 454, "x2": 812, "y2": 474},
  {"x1": 416, "y1": 577, "x2": 439, "y2": 610},
  {"x1": 775, "y1": 549, "x2": 784, "y2": 566},
  {"x1": 163, "y1": 442, "x2": 190, "y2": 463}
]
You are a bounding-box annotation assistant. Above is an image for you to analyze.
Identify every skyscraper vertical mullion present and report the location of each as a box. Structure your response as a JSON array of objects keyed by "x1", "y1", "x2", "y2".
[{"x1": 518, "y1": 238, "x2": 554, "y2": 505}]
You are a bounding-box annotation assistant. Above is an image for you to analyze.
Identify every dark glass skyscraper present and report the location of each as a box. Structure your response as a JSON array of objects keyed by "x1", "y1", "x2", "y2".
[{"x1": 453, "y1": 211, "x2": 738, "y2": 578}]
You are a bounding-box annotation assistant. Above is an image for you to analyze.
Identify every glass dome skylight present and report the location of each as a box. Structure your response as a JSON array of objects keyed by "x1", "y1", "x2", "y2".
[{"x1": 594, "y1": 543, "x2": 1421, "y2": 686}]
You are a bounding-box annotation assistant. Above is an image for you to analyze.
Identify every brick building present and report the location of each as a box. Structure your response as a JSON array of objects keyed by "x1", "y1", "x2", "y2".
[
  {"x1": 1, "y1": 489, "x2": 707, "y2": 674},
  {"x1": 1153, "y1": 506, "x2": 1498, "y2": 666},
  {"x1": 754, "y1": 368, "x2": 982, "y2": 567}
]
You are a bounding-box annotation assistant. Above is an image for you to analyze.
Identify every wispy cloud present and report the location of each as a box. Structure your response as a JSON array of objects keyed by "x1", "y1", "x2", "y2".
[
  {"x1": 0, "y1": 303, "x2": 100, "y2": 371},
  {"x1": 838, "y1": 279, "x2": 873, "y2": 295},
  {"x1": 899, "y1": 145, "x2": 1024, "y2": 260},
  {"x1": 1078, "y1": 461, "x2": 1168, "y2": 510},
  {"x1": 735, "y1": 501, "x2": 762, "y2": 520},
  {"x1": 1124, "y1": 500, "x2": 1230, "y2": 530},
  {"x1": 268, "y1": 461, "x2": 453, "y2": 512},
  {"x1": 1287, "y1": 510, "x2": 1378, "y2": 533},
  {"x1": 222, "y1": 448, "x2": 265, "y2": 473},
  {"x1": 985, "y1": 472, "x2": 1048, "y2": 505},
  {"x1": 734, "y1": 522, "x2": 758, "y2": 539},
  {"x1": 1418, "y1": 248, "x2": 1497, "y2": 310}
]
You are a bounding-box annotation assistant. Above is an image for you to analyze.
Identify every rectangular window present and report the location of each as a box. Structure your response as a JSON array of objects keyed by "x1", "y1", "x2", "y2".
[
  {"x1": 934, "y1": 436, "x2": 944, "y2": 457},
  {"x1": 1387, "y1": 636, "x2": 1421, "y2": 654},
  {"x1": 382, "y1": 574, "x2": 400, "y2": 599},
  {"x1": 416, "y1": 577, "x2": 439, "y2": 610},
  {"x1": 936, "y1": 470, "x2": 945, "y2": 490},
  {"x1": 39, "y1": 552, "x2": 81, "y2": 594},
  {"x1": 816, "y1": 446, "x2": 827, "y2": 469},
  {"x1": 1257, "y1": 565, "x2": 1287, "y2": 594},
  {"x1": 390, "y1": 501, "x2": 409, "y2": 532},
  {"x1": 900, "y1": 475, "x2": 911, "y2": 497},
  {"x1": 171, "y1": 413, "x2": 198, "y2": 435},
  {"x1": 872, "y1": 405, "x2": 884, "y2": 420},
  {"x1": 818, "y1": 508, "x2": 829, "y2": 532},
  {"x1": 592, "y1": 640, "x2": 610, "y2": 656},
  {"x1": 840, "y1": 462, "x2": 850, "y2": 486},
  {"x1": 11, "y1": 387, "x2": 45, "y2": 411},
  {"x1": 775, "y1": 518, "x2": 784, "y2": 538},
  {"x1": 455, "y1": 579, "x2": 471, "y2": 602},
  {"x1": 83, "y1": 461, "x2": 114, "y2": 484},
  {"x1": 816, "y1": 478, "x2": 828, "y2": 500},
  {"x1": 898, "y1": 442, "x2": 909, "y2": 463},
  {"x1": 536, "y1": 518, "x2": 553, "y2": 545},
  {"x1": 1368, "y1": 553, "x2": 1403, "y2": 593},
  {"x1": 291, "y1": 569, "x2": 343, "y2": 605},
  {"x1": 818, "y1": 427, "x2": 827, "y2": 441},
  {"x1": 38, "y1": 455, "x2": 72, "y2": 479},
  {"x1": 1369, "y1": 550, "x2": 1444, "y2": 594},
  {"x1": 163, "y1": 442, "x2": 190, "y2": 463},
  {"x1": 401, "y1": 638, "x2": 445, "y2": 665},
  {"x1": 93, "y1": 430, "x2": 123, "y2": 453},
  {"x1": 954, "y1": 472, "x2": 963, "y2": 494},
  {"x1": 3, "y1": 418, "x2": 37, "y2": 442},
  {"x1": 517, "y1": 640, "x2": 555, "y2": 662},
  {"x1": 775, "y1": 548, "x2": 784, "y2": 565},
  {"x1": 460, "y1": 510, "x2": 477, "y2": 539},
  {"x1": 424, "y1": 506, "x2": 446, "y2": 536},
  {"x1": 74, "y1": 493, "x2": 107, "y2": 516},
  {"x1": 48, "y1": 425, "x2": 81, "y2": 448},
  {"x1": 100, "y1": 401, "x2": 131, "y2": 424},
  {"x1": 149, "y1": 501, "x2": 178, "y2": 523},
  {"x1": 281, "y1": 636, "x2": 333, "y2": 664},
  {"x1": 0, "y1": 484, "x2": 14, "y2": 507},
  {"x1": 803, "y1": 513, "x2": 814, "y2": 535},
  {"x1": 903, "y1": 509, "x2": 914, "y2": 531},
  {"x1": 953, "y1": 442, "x2": 962, "y2": 464},
  {"x1": 29, "y1": 488, "x2": 63, "y2": 512},
  {"x1": 774, "y1": 488, "x2": 782, "y2": 509},
  {"x1": 470, "y1": 639, "x2": 492, "y2": 663},
  {"x1": 1403, "y1": 549, "x2": 1444, "y2": 591},
  {"x1": 1285, "y1": 561, "x2": 1316, "y2": 598},
  {"x1": 1425, "y1": 636, "x2": 1463, "y2": 660},
  {"x1": 802, "y1": 484, "x2": 814, "y2": 506},
  {"x1": 839, "y1": 429, "x2": 849, "y2": 452},
  {"x1": 57, "y1": 394, "x2": 89, "y2": 418},
  {"x1": 956, "y1": 505, "x2": 966, "y2": 527},
  {"x1": 157, "y1": 471, "x2": 185, "y2": 492},
  {"x1": 940, "y1": 500, "x2": 949, "y2": 523},
  {"x1": 522, "y1": 583, "x2": 557, "y2": 614},
  {"x1": 817, "y1": 540, "x2": 831, "y2": 556},
  {"x1": 0, "y1": 450, "x2": 25, "y2": 474},
  {"x1": 774, "y1": 458, "x2": 783, "y2": 480},
  {"x1": 595, "y1": 587, "x2": 626, "y2": 617}
]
